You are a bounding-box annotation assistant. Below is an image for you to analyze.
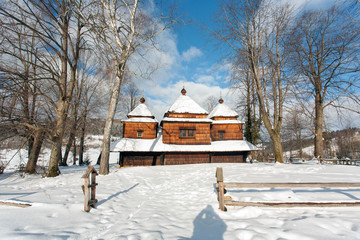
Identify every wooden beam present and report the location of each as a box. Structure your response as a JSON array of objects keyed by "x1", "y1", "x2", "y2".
[
  {"x1": 218, "y1": 181, "x2": 226, "y2": 211},
  {"x1": 223, "y1": 182, "x2": 360, "y2": 188},
  {"x1": 224, "y1": 200, "x2": 360, "y2": 208},
  {"x1": 0, "y1": 201, "x2": 31, "y2": 208},
  {"x1": 216, "y1": 167, "x2": 223, "y2": 182},
  {"x1": 216, "y1": 168, "x2": 227, "y2": 211}
]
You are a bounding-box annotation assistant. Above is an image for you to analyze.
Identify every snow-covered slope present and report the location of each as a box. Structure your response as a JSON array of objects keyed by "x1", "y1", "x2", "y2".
[{"x1": 1, "y1": 162, "x2": 360, "y2": 239}]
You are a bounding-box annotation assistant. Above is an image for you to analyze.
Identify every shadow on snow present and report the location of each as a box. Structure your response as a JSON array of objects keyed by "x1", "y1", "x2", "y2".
[
  {"x1": 97, "y1": 183, "x2": 139, "y2": 207},
  {"x1": 180, "y1": 205, "x2": 227, "y2": 240}
]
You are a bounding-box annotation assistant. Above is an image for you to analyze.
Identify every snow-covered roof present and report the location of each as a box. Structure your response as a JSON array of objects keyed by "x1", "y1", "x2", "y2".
[
  {"x1": 167, "y1": 89, "x2": 208, "y2": 115},
  {"x1": 110, "y1": 131, "x2": 258, "y2": 152},
  {"x1": 212, "y1": 120, "x2": 244, "y2": 124},
  {"x1": 208, "y1": 100, "x2": 239, "y2": 119},
  {"x1": 122, "y1": 117, "x2": 158, "y2": 123},
  {"x1": 127, "y1": 103, "x2": 154, "y2": 118},
  {"x1": 162, "y1": 117, "x2": 212, "y2": 123}
]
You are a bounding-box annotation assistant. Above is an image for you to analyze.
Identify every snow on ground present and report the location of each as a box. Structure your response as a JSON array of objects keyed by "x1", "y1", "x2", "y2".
[{"x1": 1, "y1": 161, "x2": 360, "y2": 240}]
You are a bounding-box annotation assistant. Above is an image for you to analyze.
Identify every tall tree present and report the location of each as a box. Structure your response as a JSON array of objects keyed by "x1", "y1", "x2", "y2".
[
  {"x1": 232, "y1": 64, "x2": 261, "y2": 145},
  {"x1": 0, "y1": 5, "x2": 49, "y2": 174},
  {"x1": 0, "y1": 0, "x2": 88, "y2": 176},
  {"x1": 75, "y1": 0, "x2": 177, "y2": 174},
  {"x1": 123, "y1": 81, "x2": 141, "y2": 113},
  {"x1": 290, "y1": 2, "x2": 360, "y2": 158},
  {"x1": 282, "y1": 107, "x2": 307, "y2": 159},
  {"x1": 211, "y1": 0, "x2": 295, "y2": 162}
]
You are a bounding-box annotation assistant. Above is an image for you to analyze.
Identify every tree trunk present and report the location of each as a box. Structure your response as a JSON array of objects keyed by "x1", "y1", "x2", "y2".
[
  {"x1": 47, "y1": 5, "x2": 70, "y2": 177},
  {"x1": 244, "y1": 71, "x2": 252, "y2": 142},
  {"x1": 78, "y1": 118, "x2": 86, "y2": 165},
  {"x1": 61, "y1": 121, "x2": 77, "y2": 166},
  {"x1": 27, "y1": 134, "x2": 34, "y2": 159},
  {"x1": 271, "y1": 131, "x2": 284, "y2": 163},
  {"x1": 25, "y1": 129, "x2": 45, "y2": 174},
  {"x1": 99, "y1": 69, "x2": 124, "y2": 175},
  {"x1": 47, "y1": 100, "x2": 68, "y2": 177},
  {"x1": 72, "y1": 136, "x2": 77, "y2": 165},
  {"x1": 314, "y1": 91, "x2": 324, "y2": 158}
]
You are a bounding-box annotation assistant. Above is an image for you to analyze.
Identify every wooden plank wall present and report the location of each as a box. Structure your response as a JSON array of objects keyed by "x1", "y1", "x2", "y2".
[
  {"x1": 123, "y1": 155, "x2": 154, "y2": 166},
  {"x1": 166, "y1": 113, "x2": 207, "y2": 118},
  {"x1": 123, "y1": 122, "x2": 158, "y2": 139},
  {"x1": 211, "y1": 124, "x2": 243, "y2": 141},
  {"x1": 162, "y1": 122, "x2": 211, "y2": 145},
  {"x1": 122, "y1": 153, "x2": 161, "y2": 166},
  {"x1": 212, "y1": 117, "x2": 237, "y2": 120},
  {"x1": 212, "y1": 152, "x2": 245, "y2": 163},
  {"x1": 121, "y1": 151, "x2": 247, "y2": 166},
  {"x1": 165, "y1": 153, "x2": 209, "y2": 165}
]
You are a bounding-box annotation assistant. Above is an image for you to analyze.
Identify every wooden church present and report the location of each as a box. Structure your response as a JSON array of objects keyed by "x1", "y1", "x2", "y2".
[{"x1": 111, "y1": 88, "x2": 257, "y2": 167}]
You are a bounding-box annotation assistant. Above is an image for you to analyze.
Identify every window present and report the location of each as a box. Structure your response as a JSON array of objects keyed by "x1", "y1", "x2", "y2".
[
  {"x1": 137, "y1": 130, "x2": 143, "y2": 138},
  {"x1": 179, "y1": 128, "x2": 195, "y2": 138},
  {"x1": 218, "y1": 130, "x2": 225, "y2": 140}
]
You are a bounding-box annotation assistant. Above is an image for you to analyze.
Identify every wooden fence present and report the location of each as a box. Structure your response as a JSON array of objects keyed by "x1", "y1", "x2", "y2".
[
  {"x1": 215, "y1": 167, "x2": 360, "y2": 211},
  {"x1": 320, "y1": 159, "x2": 360, "y2": 165},
  {"x1": 81, "y1": 166, "x2": 98, "y2": 212}
]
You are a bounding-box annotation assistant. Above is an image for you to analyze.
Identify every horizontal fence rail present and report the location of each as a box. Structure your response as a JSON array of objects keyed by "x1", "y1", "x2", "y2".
[
  {"x1": 215, "y1": 167, "x2": 360, "y2": 211},
  {"x1": 218, "y1": 182, "x2": 360, "y2": 188},
  {"x1": 320, "y1": 159, "x2": 360, "y2": 165}
]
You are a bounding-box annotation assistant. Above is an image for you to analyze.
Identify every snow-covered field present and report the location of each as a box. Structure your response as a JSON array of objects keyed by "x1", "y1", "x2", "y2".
[{"x1": 1, "y1": 159, "x2": 360, "y2": 239}]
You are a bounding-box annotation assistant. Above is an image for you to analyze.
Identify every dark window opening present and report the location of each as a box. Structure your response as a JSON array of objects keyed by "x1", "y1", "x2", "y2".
[
  {"x1": 219, "y1": 130, "x2": 225, "y2": 140},
  {"x1": 179, "y1": 128, "x2": 195, "y2": 138},
  {"x1": 137, "y1": 130, "x2": 143, "y2": 138}
]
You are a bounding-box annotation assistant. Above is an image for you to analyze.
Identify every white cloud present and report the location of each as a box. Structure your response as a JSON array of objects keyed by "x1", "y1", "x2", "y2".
[
  {"x1": 143, "y1": 80, "x2": 239, "y2": 121},
  {"x1": 117, "y1": 26, "x2": 238, "y2": 121},
  {"x1": 195, "y1": 75, "x2": 216, "y2": 85},
  {"x1": 181, "y1": 46, "x2": 203, "y2": 62},
  {"x1": 281, "y1": 0, "x2": 338, "y2": 10}
]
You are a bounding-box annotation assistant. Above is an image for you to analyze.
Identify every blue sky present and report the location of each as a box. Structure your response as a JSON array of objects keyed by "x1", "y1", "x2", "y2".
[
  {"x1": 129, "y1": 0, "x2": 359, "y2": 129},
  {"x1": 134, "y1": 0, "x2": 233, "y2": 120}
]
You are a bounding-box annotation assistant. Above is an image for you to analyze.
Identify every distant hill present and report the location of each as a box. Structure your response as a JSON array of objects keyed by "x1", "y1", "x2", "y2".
[{"x1": 282, "y1": 128, "x2": 360, "y2": 159}]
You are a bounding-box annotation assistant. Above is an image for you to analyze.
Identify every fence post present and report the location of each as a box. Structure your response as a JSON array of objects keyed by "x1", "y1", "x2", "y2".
[
  {"x1": 216, "y1": 167, "x2": 227, "y2": 211},
  {"x1": 82, "y1": 166, "x2": 98, "y2": 212}
]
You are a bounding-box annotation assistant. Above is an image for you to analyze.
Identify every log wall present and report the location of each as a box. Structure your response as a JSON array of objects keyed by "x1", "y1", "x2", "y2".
[
  {"x1": 120, "y1": 152, "x2": 247, "y2": 166},
  {"x1": 212, "y1": 152, "x2": 245, "y2": 163},
  {"x1": 211, "y1": 124, "x2": 243, "y2": 141},
  {"x1": 164, "y1": 153, "x2": 209, "y2": 165},
  {"x1": 212, "y1": 117, "x2": 237, "y2": 120},
  {"x1": 121, "y1": 153, "x2": 161, "y2": 166},
  {"x1": 123, "y1": 122, "x2": 158, "y2": 139},
  {"x1": 128, "y1": 116, "x2": 155, "y2": 119},
  {"x1": 165, "y1": 113, "x2": 207, "y2": 118},
  {"x1": 162, "y1": 122, "x2": 211, "y2": 144}
]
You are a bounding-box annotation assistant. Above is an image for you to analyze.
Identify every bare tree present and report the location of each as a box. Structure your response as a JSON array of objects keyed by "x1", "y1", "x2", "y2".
[
  {"x1": 336, "y1": 128, "x2": 360, "y2": 159},
  {"x1": 123, "y1": 81, "x2": 141, "y2": 113},
  {"x1": 211, "y1": 0, "x2": 295, "y2": 162},
  {"x1": 232, "y1": 66, "x2": 261, "y2": 145},
  {"x1": 203, "y1": 95, "x2": 218, "y2": 113},
  {"x1": 0, "y1": 0, "x2": 89, "y2": 176},
  {"x1": 289, "y1": 2, "x2": 360, "y2": 158},
  {"x1": 74, "y1": 0, "x2": 177, "y2": 174},
  {"x1": 282, "y1": 107, "x2": 308, "y2": 159},
  {"x1": 0, "y1": 6, "x2": 49, "y2": 174}
]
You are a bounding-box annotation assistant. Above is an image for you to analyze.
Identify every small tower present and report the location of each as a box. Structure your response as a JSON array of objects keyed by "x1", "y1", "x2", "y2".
[
  {"x1": 208, "y1": 98, "x2": 243, "y2": 141},
  {"x1": 161, "y1": 88, "x2": 211, "y2": 145},
  {"x1": 122, "y1": 98, "x2": 158, "y2": 139}
]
